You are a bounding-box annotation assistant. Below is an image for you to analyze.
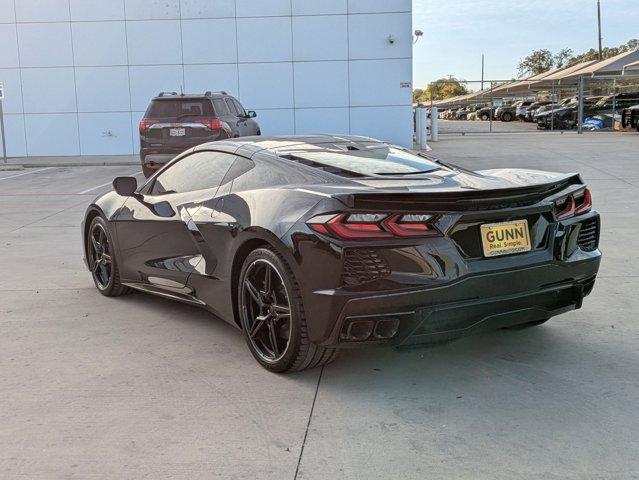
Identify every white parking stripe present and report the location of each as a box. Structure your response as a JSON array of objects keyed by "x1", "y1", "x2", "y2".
[
  {"x1": 0, "y1": 167, "x2": 55, "y2": 181},
  {"x1": 76, "y1": 170, "x2": 144, "y2": 195}
]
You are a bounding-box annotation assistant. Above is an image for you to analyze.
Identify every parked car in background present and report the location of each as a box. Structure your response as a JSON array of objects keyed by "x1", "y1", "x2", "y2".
[
  {"x1": 476, "y1": 105, "x2": 496, "y2": 121},
  {"x1": 523, "y1": 101, "x2": 554, "y2": 122},
  {"x1": 495, "y1": 101, "x2": 521, "y2": 122},
  {"x1": 139, "y1": 91, "x2": 260, "y2": 177},
  {"x1": 536, "y1": 97, "x2": 602, "y2": 130},
  {"x1": 621, "y1": 105, "x2": 639, "y2": 131},
  {"x1": 455, "y1": 104, "x2": 482, "y2": 120},
  {"x1": 516, "y1": 100, "x2": 535, "y2": 120}
]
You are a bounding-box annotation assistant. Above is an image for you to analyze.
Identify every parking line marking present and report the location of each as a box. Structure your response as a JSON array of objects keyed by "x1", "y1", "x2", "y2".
[
  {"x1": 76, "y1": 170, "x2": 143, "y2": 195},
  {"x1": 0, "y1": 167, "x2": 55, "y2": 181}
]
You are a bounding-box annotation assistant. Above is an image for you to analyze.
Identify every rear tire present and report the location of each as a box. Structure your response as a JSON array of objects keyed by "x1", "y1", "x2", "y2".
[
  {"x1": 480, "y1": 113, "x2": 489, "y2": 121},
  {"x1": 238, "y1": 247, "x2": 338, "y2": 373},
  {"x1": 502, "y1": 112, "x2": 513, "y2": 122}
]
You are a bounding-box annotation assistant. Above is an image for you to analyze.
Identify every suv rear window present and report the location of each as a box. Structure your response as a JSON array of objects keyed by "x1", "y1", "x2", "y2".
[{"x1": 145, "y1": 99, "x2": 214, "y2": 118}]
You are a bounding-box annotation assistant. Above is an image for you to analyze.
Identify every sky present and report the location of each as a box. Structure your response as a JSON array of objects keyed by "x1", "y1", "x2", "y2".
[{"x1": 412, "y1": 0, "x2": 639, "y2": 88}]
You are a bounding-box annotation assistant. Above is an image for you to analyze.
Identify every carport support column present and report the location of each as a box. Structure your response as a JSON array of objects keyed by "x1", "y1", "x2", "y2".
[
  {"x1": 430, "y1": 107, "x2": 439, "y2": 142},
  {"x1": 577, "y1": 76, "x2": 584, "y2": 134}
]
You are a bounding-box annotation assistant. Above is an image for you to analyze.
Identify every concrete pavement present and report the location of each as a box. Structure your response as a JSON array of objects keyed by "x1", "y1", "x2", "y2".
[{"x1": 1, "y1": 133, "x2": 638, "y2": 479}]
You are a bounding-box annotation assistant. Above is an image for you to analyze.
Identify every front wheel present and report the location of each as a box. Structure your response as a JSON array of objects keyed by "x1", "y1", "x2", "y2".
[
  {"x1": 87, "y1": 216, "x2": 130, "y2": 297},
  {"x1": 502, "y1": 112, "x2": 513, "y2": 122},
  {"x1": 480, "y1": 113, "x2": 489, "y2": 121},
  {"x1": 238, "y1": 247, "x2": 338, "y2": 373}
]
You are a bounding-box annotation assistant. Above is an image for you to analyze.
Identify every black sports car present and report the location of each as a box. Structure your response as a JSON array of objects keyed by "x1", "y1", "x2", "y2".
[{"x1": 82, "y1": 135, "x2": 601, "y2": 372}]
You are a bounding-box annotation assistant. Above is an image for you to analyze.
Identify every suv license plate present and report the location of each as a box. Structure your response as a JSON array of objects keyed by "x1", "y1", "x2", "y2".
[
  {"x1": 169, "y1": 128, "x2": 186, "y2": 137},
  {"x1": 480, "y1": 220, "x2": 531, "y2": 257}
]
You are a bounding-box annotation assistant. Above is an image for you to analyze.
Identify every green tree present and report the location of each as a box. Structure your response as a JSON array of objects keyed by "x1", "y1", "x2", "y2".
[
  {"x1": 517, "y1": 49, "x2": 555, "y2": 77},
  {"x1": 518, "y1": 39, "x2": 638, "y2": 77},
  {"x1": 414, "y1": 77, "x2": 469, "y2": 103}
]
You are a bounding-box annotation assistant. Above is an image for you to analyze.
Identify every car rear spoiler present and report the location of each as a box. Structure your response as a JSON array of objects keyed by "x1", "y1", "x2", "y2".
[{"x1": 332, "y1": 174, "x2": 583, "y2": 212}]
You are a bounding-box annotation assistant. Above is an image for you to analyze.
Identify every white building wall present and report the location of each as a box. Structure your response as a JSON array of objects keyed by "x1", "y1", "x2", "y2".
[{"x1": 0, "y1": 0, "x2": 413, "y2": 157}]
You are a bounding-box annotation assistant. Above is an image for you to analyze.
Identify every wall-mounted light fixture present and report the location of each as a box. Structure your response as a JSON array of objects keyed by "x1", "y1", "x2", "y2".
[{"x1": 413, "y1": 29, "x2": 423, "y2": 44}]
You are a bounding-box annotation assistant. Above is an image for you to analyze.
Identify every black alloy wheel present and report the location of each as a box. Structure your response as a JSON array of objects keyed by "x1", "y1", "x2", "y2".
[
  {"x1": 87, "y1": 216, "x2": 129, "y2": 297},
  {"x1": 238, "y1": 247, "x2": 338, "y2": 372},
  {"x1": 241, "y1": 258, "x2": 292, "y2": 363},
  {"x1": 502, "y1": 112, "x2": 513, "y2": 122},
  {"x1": 89, "y1": 222, "x2": 113, "y2": 290}
]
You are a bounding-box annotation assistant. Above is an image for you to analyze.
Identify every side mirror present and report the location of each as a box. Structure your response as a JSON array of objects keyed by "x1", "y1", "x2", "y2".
[
  {"x1": 246, "y1": 110, "x2": 257, "y2": 118},
  {"x1": 113, "y1": 176, "x2": 137, "y2": 196}
]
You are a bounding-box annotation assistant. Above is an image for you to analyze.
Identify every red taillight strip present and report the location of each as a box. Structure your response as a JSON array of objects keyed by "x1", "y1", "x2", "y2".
[
  {"x1": 575, "y1": 188, "x2": 592, "y2": 215},
  {"x1": 556, "y1": 195, "x2": 575, "y2": 220},
  {"x1": 383, "y1": 214, "x2": 439, "y2": 237},
  {"x1": 556, "y1": 187, "x2": 592, "y2": 220},
  {"x1": 326, "y1": 213, "x2": 392, "y2": 239},
  {"x1": 308, "y1": 213, "x2": 440, "y2": 240}
]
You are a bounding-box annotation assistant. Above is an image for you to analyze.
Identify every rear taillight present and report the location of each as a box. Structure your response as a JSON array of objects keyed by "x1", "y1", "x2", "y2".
[
  {"x1": 198, "y1": 118, "x2": 223, "y2": 131},
  {"x1": 555, "y1": 187, "x2": 592, "y2": 220},
  {"x1": 307, "y1": 213, "x2": 440, "y2": 240},
  {"x1": 139, "y1": 118, "x2": 158, "y2": 134}
]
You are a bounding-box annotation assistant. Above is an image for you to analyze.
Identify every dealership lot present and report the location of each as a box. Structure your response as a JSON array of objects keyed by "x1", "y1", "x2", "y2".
[{"x1": 1, "y1": 133, "x2": 638, "y2": 479}]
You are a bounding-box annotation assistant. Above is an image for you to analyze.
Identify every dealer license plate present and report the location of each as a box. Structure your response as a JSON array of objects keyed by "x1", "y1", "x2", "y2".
[
  {"x1": 480, "y1": 220, "x2": 531, "y2": 257},
  {"x1": 169, "y1": 127, "x2": 186, "y2": 137}
]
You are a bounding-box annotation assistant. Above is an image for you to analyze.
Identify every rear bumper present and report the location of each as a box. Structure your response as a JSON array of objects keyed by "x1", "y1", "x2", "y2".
[
  {"x1": 299, "y1": 208, "x2": 602, "y2": 348},
  {"x1": 320, "y1": 258, "x2": 599, "y2": 348}
]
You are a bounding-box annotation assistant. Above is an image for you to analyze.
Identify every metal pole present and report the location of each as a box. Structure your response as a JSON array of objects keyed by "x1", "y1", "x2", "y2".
[
  {"x1": 489, "y1": 81, "x2": 493, "y2": 133},
  {"x1": 551, "y1": 80, "x2": 555, "y2": 131},
  {"x1": 0, "y1": 100, "x2": 7, "y2": 164},
  {"x1": 481, "y1": 54, "x2": 484, "y2": 91},
  {"x1": 597, "y1": 0, "x2": 603, "y2": 61},
  {"x1": 577, "y1": 76, "x2": 584, "y2": 134}
]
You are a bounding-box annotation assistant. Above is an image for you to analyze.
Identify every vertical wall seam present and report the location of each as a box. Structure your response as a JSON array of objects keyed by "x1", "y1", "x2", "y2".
[
  {"x1": 12, "y1": 0, "x2": 28, "y2": 156},
  {"x1": 346, "y1": 0, "x2": 352, "y2": 134},
  {"x1": 67, "y1": 0, "x2": 81, "y2": 155},
  {"x1": 122, "y1": 0, "x2": 134, "y2": 155},
  {"x1": 290, "y1": 0, "x2": 296, "y2": 133},
  {"x1": 234, "y1": 0, "x2": 241, "y2": 100},
  {"x1": 178, "y1": 0, "x2": 185, "y2": 91}
]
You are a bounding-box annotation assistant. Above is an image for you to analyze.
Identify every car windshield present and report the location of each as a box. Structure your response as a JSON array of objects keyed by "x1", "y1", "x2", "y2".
[
  {"x1": 595, "y1": 96, "x2": 613, "y2": 108},
  {"x1": 146, "y1": 99, "x2": 214, "y2": 118},
  {"x1": 282, "y1": 145, "x2": 441, "y2": 176}
]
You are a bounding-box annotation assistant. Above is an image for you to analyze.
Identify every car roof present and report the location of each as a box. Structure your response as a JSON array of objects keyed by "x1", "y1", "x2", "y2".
[
  {"x1": 150, "y1": 93, "x2": 232, "y2": 101},
  {"x1": 193, "y1": 134, "x2": 387, "y2": 157}
]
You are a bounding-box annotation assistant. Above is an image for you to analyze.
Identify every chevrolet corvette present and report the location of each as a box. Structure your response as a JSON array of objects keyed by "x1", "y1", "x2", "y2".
[{"x1": 82, "y1": 135, "x2": 601, "y2": 372}]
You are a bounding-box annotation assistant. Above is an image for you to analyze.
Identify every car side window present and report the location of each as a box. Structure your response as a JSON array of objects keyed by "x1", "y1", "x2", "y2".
[
  {"x1": 225, "y1": 98, "x2": 239, "y2": 116},
  {"x1": 150, "y1": 151, "x2": 237, "y2": 195},
  {"x1": 233, "y1": 99, "x2": 247, "y2": 117},
  {"x1": 220, "y1": 157, "x2": 255, "y2": 186},
  {"x1": 213, "y1": 99, "x2": 228, "y2": 115}
]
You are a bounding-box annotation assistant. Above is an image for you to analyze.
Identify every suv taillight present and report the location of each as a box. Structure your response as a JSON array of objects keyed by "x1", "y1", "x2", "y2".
[
  {"x1": 307, "y1": 213, "x2": 441, "y2": 240},
  {"x1": 198, "y1": 118, "x2": 223, "y2": 131},
  {"x1": 139, "y1": 118, "x2": 158, "y2": 134}
]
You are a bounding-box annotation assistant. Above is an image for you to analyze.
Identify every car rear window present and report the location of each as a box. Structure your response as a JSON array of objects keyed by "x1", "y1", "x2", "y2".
[
  {"x1": 145, "y1": 99, "x2": 214, "y2": 118},
  {"x1": 281, "y1": 145, "x2": 441, "y2": 177}
]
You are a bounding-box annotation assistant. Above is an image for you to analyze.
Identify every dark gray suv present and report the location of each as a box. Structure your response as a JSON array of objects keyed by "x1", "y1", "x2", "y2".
[{"x1": 139, "y1": 91, "x2": 260, "y2": 177}]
